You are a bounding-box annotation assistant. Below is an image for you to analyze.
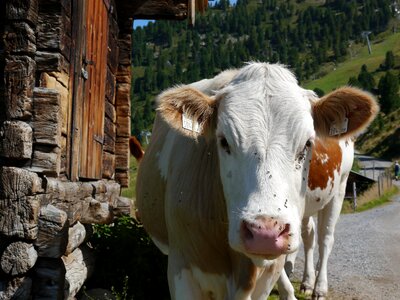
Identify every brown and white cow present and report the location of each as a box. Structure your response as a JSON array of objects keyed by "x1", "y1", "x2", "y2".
[
  {"x1": 129, "y1": 136, "x2": 145, "y2": 162},
  {"x1": 136, "y1": 63, "x2": 378, "y2": 299},
  {"x1": 278, "y1": 138, "x2": 368, "y2": 300}
]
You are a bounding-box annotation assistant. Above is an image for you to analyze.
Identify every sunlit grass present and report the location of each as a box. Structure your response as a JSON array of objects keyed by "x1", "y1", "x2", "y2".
[{"x1": 304, "y1": 32, "x2": 400, "y2": 92}]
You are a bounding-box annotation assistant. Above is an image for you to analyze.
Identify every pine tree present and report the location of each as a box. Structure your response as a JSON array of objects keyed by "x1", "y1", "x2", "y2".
[
  {"x1": 378, "y1": 71, "x2": 400, "y2": 114},
  {"x1": 357, "y1": 65, "x2": 375, "y2": 92}
]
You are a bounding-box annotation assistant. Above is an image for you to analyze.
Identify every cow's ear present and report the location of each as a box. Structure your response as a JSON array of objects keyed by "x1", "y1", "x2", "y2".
[
  {"x1": 157, "y1": 86, "x2": 218, "y2": 138},
  {"x1": 312, "y1": 87, "x2": 379, "y2": 139}
]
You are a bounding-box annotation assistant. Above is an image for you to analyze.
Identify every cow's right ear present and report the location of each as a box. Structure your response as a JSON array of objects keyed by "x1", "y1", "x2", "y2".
[{"x1": 156, "y1": 86, "x2": 218, "y2": 138}]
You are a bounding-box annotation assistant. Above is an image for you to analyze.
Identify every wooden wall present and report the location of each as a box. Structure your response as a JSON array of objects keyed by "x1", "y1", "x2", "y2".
[{"x1": 0, "y1": 0, "x2": 132, "y2": 298}]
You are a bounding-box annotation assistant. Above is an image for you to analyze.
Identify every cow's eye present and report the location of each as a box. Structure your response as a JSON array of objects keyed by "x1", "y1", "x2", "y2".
[
  {"x1": 219, "y1": 137, "x2": 231, "y2": 154},
  {"x1": 297, "y1": 139, "x2": 312, "y2": 165}
]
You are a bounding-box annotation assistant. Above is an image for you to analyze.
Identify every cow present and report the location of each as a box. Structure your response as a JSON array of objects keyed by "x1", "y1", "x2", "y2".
[
  {"x1": 129, "y1": 136, "x2": 145, "y2": 162},
  {"x1": 135, "y1": 62, "x2": 378, "y2": 299},
  {"x1": 277, "y1": 137, "x2": 366, "y2": 300}
]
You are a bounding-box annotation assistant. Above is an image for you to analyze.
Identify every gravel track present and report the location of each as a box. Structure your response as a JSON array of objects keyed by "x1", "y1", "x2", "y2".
[{"x1": 291, "y1": 181, "x2": 400, "y2": 300}]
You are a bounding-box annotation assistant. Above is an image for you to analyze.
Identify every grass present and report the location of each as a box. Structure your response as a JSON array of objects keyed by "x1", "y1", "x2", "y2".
[
  {"x1": 121, "y1": 156, "x2": 138, "y2": 199},
  {"x1": 304, "y1": 31, "x2": 400, "y2": 93},
  {"x1": 342, "y1": 185, "x2": 399, "y2": 213},
  {"x1": 268, "y1": 280, "x2": 309, "y2": 300}
]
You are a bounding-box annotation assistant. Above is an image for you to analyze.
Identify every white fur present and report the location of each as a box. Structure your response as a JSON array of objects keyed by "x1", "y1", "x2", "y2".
[{"x1": 214, "y1": 63, "x2": 314, "y2": 257}]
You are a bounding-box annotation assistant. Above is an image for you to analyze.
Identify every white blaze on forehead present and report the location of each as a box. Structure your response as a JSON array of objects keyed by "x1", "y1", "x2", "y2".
[{"x1": 216, "y1": 63, "x2": 314, "y2": 154}]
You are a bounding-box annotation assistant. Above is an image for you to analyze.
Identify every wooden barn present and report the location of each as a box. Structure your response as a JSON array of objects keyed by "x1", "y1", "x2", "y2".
[{"x1": 0, "y1": 0, "x2": 207, "y2": 298}]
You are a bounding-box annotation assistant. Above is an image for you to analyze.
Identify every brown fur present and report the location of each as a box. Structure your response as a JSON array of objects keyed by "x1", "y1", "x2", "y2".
[
  {"x1": 308, "y1": 138, "x2": 342, "y2": 191},
  {"x1": 156, "y1": 86, "x2": 219, "y2": 139},
  {"x1": 313, "y1": 87, "x2": 379, "y2": 139},
  {"x1": 129, "y1": 136, "x2": 144, "y2": 162}
]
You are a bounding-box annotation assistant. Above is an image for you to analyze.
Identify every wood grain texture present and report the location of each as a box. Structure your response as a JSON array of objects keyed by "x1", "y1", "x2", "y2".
[
  {"x1": 1, "y1": 241, "x2": 38, "y2": 275},
  {"x1": 0, "y1": 120, "x2": 32, "y2": 159}
]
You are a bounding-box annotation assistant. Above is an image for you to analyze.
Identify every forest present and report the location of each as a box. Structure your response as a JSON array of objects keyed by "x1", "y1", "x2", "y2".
[{"x1": 131, "y1": 0, "x2": 399, "y2": 138}]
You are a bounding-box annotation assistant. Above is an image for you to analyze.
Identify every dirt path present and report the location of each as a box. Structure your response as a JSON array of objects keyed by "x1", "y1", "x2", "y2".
[{"x1": 292, "y1": 181, "x2": 400, "y2": 300}]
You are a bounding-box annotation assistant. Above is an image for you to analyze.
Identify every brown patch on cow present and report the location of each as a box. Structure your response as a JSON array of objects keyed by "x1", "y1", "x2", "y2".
[
  {"x1": 230, "y1": 251, "x2": 258, "y2": 293},
  {"x1": 316, "y1": 198, "x2": 321, "y2": 202},
  {"x1": 129, "y1": 136, "x2": 144, "y2": 162},
  {"x1": 308, "y1": 138, "x2": 342, "y2": 191}
]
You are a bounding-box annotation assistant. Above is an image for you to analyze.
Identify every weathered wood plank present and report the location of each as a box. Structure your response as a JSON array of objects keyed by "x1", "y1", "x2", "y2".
[
  {"x1": 6, "y1": 0, "x2": 39, "y2": 24},
  {"x1": 103, "y1": 133, "x2": 115, "y2": 154},
  {"x1": 115, "y1": 171, "x2": 129, "y2": 187},
  {"x1": 105, "y1": 67, "x2": 115, "y2": 104},
  {"x1": 0, "y1": 166, "x2": 43, "y2": 199},
  {"x1": 4, "y1": 55, "x2": 35, "y2": 120},
  {"x1": 35, "y1": 204, "x2": 69, "y2": 258},
  {"x1": 37, "y1": 5, "x2": 71, "y2": 59},
  {"x1": 3, "y1": 21, "x2": 36, "y2": 54},
  {"x1": 102, "y1": 151, "x2": 115, "y2": 179},
  {"x1": 107, "y1": 28, "x2": 119, "y2": 73},
  {"x1": 35, "y1": 51, "x2": 69, "y2": 74},
  {"x1": 116, "y1": 115, "x2": 130, "y2": 138},
  {"x1": 60, "y1": 135, "x2": 67, "y2": 174},
  {"x1": 116, "y1": 0, "x2": 188, "y2": 29},
  {"x1": 115, "y1": 137, "x2": 129, "y2": 170},
  {"x1": 32, "y1": 257, "x2": 66, "y2": 299},
  {"x1": 32, "y1": 87, "x2": 62, "y2": 146},
  {"x1": 0, "y1": 120, "x2": 32, "y2": 159},
  {"x1": 62, "y1": 246, "x2": 95, "y2": 299},
  {"x1": 65, "y1": 221, "x2": 86, "y2": 255},
  {"x1": 115, "y1": 82, "x2": 130, "y2": 106},
  {"x1": 117, "y1": 34, "x2": 131, "y2": 66},
  {"x1": 105, "y1": 100, "x2": 116, "y2": 122},
  {"x1": 39, "y1": 73, "x2": 69, "y2": 135},
  {"x1": 116, "y1": 104, "x2": 130, "y2": 118},
  {"x1": 0, "y1": 194, "x2": 41, "y2": 240},
  {"x1": 30, "y1": 146, "x2": 61, "y2": 176},
  {"x1": 1, "y1": 241, "x2": 38, "y2": 276}
]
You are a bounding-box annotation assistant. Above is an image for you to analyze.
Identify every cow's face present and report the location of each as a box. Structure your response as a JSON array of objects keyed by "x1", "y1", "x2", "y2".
[{"x1": 157, "y1": 63, "x2": 378, "y2": 263}]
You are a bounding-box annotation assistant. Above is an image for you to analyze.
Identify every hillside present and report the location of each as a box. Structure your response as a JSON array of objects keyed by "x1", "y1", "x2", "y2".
[
  {"x1": 303, "y1": 28, "x2": 400, "y2": 160},
  {"x1": 131, "y1": 0, "x2": 400, "y2": 160}
]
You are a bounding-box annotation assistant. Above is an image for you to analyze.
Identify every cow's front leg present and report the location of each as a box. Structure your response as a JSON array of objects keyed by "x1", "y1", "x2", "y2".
[
  {"x1": 277, "y1": 269, "x2": 297, "y2": 300},
  {"x1": 314, "y1": 195, "x2": 343, "y2": 300},
  {"x1": 300, "y1": 216, "x2": 316, "y2": 296},
  {"x1": 168, "y1": 251, "x2": 203, "y2": 300}
]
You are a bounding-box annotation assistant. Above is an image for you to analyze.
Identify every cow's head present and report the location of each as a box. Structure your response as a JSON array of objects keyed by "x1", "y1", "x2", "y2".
[{"x1": 157, "y1": 63, "x2": 378, "y2": 264}]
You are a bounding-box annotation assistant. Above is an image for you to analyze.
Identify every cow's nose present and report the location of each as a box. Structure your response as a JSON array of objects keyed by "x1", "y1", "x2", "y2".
[{"x1": 241, "y1": 217, "x2": 291, "y2": 257}]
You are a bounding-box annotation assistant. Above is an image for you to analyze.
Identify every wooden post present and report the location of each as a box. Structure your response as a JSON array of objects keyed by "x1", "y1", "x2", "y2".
[
  {"x1": 352, "y1": 182, "x2": 357, "y2": 212},
  {"x1": 378, "y1": 174, "x2": 381, "y2": 197}
]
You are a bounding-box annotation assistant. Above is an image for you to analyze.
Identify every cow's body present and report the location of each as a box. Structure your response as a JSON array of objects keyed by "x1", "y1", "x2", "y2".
[
  {"x1": 278, "y1": 138, "x2": 355, "y2": 300},
  {"x1": 136, "y1": 63, "x2": 378, "y2": 299}
]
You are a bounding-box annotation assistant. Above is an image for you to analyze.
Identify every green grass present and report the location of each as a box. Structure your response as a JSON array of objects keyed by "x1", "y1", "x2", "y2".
[
  {"x1": 304, "y1": 32, "x2": 400, "y2": 93},
  {"x1": 121, "y1": 157, "x2": 138, "y2": 199},
  {"x1": 356, "y1": 185, "x2": 399, "y2": 212},
  {"x1": 268, "y1": 280, "x2": 309, "y2": 300},
  {"x1": 342, "y1": 185, "x2": 399, "y2": 213}
]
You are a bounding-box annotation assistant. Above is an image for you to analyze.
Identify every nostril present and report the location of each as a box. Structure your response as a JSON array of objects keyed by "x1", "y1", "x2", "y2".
[
  {"x1": 279, "y1": 223, "x2": 290, "y2": 237},
  {"x1": 241, "y1": 221, "x2": 254, "y2": 241}
]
